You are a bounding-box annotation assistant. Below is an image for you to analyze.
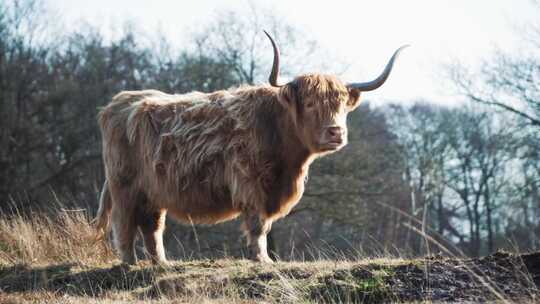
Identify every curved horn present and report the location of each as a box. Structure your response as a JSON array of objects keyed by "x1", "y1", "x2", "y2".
[
  {"x1": 347, "y1": 45, "x2": 409, "y2": 92},
  {"x1": 263, "y1": 30, "x2": 283, "y2": 87}
]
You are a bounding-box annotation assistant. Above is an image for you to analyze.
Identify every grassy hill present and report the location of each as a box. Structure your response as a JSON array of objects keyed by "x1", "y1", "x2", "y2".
[{"x1": 1, "y1": 211, "x2": 539, "y2": 303}]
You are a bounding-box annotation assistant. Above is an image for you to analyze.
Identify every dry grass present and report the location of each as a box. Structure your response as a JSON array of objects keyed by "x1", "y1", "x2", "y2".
[
  {"x1": 0, "y1": 209, "x2": 114, "y2": 266},
  {"x1": 0, "y1": 210, "x2": 538, "y2": 303}
]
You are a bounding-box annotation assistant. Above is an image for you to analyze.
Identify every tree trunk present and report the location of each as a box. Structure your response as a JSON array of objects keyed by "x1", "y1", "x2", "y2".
[
  {"x1": 437, "y1": 192, "x2": 444, "y2": 235},
  {"x1": 485, "y1": 182, "x2": 494, "y2": 253}
]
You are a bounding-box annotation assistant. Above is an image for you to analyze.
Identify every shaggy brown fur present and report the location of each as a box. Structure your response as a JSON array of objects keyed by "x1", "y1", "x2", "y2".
[{"x1": 96, "y1": 74, "x2": 362, "y2": 264}]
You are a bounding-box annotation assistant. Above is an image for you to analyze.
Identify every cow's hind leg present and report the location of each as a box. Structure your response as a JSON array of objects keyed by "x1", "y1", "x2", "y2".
[
  {"x1": 137, "y1": 205, "x2": 168, "y2": 264},
  {"x1": 111, "y1": 204, "x2": 138, "y2": 264},
  {"x1": 109, "y1": 186, "x2": 140, "y2": 265},
  {"x1": 242, "y1": 212, "x2": 273, "y2": 263}
]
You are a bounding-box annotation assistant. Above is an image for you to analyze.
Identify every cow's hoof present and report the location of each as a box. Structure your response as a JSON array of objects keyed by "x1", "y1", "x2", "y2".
[
  {"x1": 152, "y1": 259, "x2": 170, "y2": 267},
  {"x1": 121, "y1": 259, "x2": 137, "y2": 266},
  {"x1": 118, "y1": 262, "x2": 135, "y2": 270},
  {"x1": 251, "y1": 254, "x2": 274, "y2": 263},
  {"x1": 120, "y1": 252, "x2": 137, "y2": 265}
]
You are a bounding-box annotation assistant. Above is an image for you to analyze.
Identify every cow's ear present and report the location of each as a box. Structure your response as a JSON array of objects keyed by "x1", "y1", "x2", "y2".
[
  {"x1": 147, "y1": 106, "x2": 175, "y2": 134},
  {"x1": 277, "y1": 81, "x2": 298, "y2": 110},
  {"x1": 277, "y1": 82, "x2": 300, "y2": 126},
  {"x1": 346, "y1": 88, "x2": 362, "y2": 111}
]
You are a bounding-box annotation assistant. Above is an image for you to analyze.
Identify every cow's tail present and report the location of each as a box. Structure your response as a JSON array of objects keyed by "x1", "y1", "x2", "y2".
[{"x1": 93, "y1": 179, "x2": 112, "y2": 241}]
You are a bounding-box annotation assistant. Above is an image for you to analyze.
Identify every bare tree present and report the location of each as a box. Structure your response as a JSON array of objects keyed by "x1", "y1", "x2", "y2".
[
  {"x1": 442, "y1": 107, "x2": 516, "y2": 255},
  {"x1": 386, "y1": 103, "x2": 462, "y2": 253},
  {"x1": 189, "y1": 4, "x2": 337, "y2": 86},
  {"x1": 386, "y1": 102, "x2": 524, "y2": 256},
  {"x1": 448, "y1": 3, "x2": 540, "y2": 128},
  {"x1": 443, "y1": 3, "x2": 540, "y2": 254}
]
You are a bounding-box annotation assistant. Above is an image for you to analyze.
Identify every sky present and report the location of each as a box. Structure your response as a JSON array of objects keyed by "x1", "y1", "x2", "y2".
[{"x1": 48, "y1": 0, "x2": 539, "y2": 104}]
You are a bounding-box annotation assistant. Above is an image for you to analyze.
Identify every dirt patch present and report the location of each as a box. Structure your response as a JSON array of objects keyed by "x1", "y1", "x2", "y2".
[{"x1": 387, "y1": 251, "x2": 539, "y2": 303}]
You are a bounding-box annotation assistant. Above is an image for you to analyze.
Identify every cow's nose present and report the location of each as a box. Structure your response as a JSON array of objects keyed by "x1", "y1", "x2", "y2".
[{"x1": 326, "y1": 126, "x2": 344, "y2": 141}]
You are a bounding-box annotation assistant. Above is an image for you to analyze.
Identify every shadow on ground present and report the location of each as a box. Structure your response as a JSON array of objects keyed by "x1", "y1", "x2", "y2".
[{"x1": 0, "y1": 262, "x2": 179, "y2": 296}]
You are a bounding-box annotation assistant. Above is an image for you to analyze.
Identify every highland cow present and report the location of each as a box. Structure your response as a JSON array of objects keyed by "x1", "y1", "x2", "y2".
[{"x1": 95, "y1": 31, "x2": 407, "y2": 264}]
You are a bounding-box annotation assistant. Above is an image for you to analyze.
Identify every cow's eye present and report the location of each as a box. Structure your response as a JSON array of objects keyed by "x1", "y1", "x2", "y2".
[{"x1": 305, "y1": 101, "x2": 315, "y2": 109}]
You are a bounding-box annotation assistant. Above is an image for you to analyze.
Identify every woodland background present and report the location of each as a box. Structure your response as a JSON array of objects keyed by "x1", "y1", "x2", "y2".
[{"x1": 1, "y1": 0, "x2": 539, "y2": 260}]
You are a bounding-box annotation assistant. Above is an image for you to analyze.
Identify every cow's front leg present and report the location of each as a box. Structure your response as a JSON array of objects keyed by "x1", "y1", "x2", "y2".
[{"x1": 242, "y1": 212, "x2": 273, "y2": 263}]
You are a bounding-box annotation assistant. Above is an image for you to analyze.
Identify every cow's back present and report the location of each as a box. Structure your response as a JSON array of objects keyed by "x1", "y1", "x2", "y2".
[
  {"x1": 98, "y1": 90, "x2": 180, "y2": 188},
  {"x1": 98, "y1": 89, "x2": 247, "y2": 223}
]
